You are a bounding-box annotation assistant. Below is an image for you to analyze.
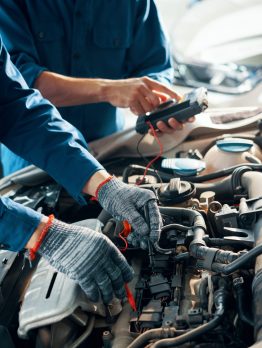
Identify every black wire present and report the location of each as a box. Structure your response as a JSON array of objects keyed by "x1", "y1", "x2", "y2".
[
  {"x1": 136, "y1": 133, "x2": 163, "y2": 185},
  {"x1": 136, "y1": 133, "x2": 147, "y2": 161}
]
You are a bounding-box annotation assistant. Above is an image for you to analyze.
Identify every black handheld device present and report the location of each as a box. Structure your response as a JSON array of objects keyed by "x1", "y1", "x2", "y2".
[{"x1": 135, "y1": 87, "x2": 208, "y2": 134}]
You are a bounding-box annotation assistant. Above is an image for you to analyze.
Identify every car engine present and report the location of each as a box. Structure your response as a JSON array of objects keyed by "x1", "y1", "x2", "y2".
[{"x1": 1, "y1": 125, "x2": 262, "y2": 348}]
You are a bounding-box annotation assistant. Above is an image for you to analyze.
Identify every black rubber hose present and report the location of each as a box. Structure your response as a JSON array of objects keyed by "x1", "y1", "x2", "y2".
[
  {"x1": 150, "y1": 282, "x2": 227, "y2": 348},
  {"x1": 194, "y1": 177, "x2": 233, "y2": 201},
  {"x1": 211, "y1": 244, "x2": 262, "y2": 275},
  {"x1": 198, "y1": 277, "x2": 208, "y2": 310},
  {"x1": 157, "y1": 207, "x2": 207, "y2": 254},
  {"x1": 193, "y1": 165, "x2": 257, "y2": 202},
  {"x1": 155, "y1": 223, "x2": 191, "y2": 254},
  {"x1": 205, "y1": 237, "x2": 249, "y2": 248},
  {"x1": 252, "y1": 269, "x2": 262, "y2": 341},
  {"x1": 231, "y1": 166, "x2": 252, "y2": 196},
  {"x1": 239, "y1": 171, "x2": 262, "y2": 342},
  {"x1": 161, "y1": 223, "x2": 190, "y2": 233},
  {"x1": 174, "y1": 252, "x2": 190, "y2": 261},
  {"x1": 230, "y1": 170, "x2": 262, "y2": 342},
  {"x1": 187, "y1": 163, "x2": 262, "y2": 183},
  {"x1": 234, "y1": 280, "x2": 253, "y2": 327},
  {"x1": 127, "y1": 268, "x2": 227, "y2": 348},
  {"x1": 127, "y1": 328, "x2": 185, "y2": 348},
  {"x1": 112, "y1": 258, "x2": 142, "y2": 348},
  {"x1": 151, "y1": 316, "x2": 222, "y2": 348},
  {"x1": 159, "y1": 207, "x2": 206, "y2": 230}
]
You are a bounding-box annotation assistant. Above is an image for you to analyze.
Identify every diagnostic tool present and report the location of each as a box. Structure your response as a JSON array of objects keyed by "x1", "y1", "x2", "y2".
[{"x1": 135, "y1": 87, "x2": 208, "y2": 134}]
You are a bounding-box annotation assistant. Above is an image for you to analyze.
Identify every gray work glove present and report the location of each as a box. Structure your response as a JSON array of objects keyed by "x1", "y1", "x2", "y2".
[
  {"x1": 39, "y1": 219, "x2": 133, "y2": 304},
  {"x1": 97, "y1": 177, "x2": 162, "y2": 248}
]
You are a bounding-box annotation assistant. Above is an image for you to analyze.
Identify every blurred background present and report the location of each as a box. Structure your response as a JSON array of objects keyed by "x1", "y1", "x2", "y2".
[{"x1": 155, "y1": 0, "x2": 262, "y2": 108}]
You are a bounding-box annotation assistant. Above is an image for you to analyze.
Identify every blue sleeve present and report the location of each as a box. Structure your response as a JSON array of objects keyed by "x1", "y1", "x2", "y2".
[
  {"x1": 126, "y1": 0, "x2": 174, "y2": 85},
  {"x1": 0, "y1": 37, "x2": 104, "y2": 252},
  {"x1": 0, "y1": 39, "x2": 104, "y2": 203},
  {"x1": 0, "y1": 197, "x2": 42, "y2": 252},
  {"x1": 0, "y1": 0, "x2": 47, "y2": 87}
]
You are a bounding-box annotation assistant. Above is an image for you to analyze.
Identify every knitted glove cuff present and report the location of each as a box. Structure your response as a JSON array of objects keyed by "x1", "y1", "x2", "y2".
[
  {"x1": 39, "y1": 219, "x2": 68, "y2": 255},
  {"x1": 97, "y1": 177, "x2": 125, "y2": 204}
]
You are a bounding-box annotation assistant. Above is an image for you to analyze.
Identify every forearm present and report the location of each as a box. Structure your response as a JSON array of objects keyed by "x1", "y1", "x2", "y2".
[
  {"x1": 82, "y1": 169, "x2": 111, "y2": 197},
  {"x1": 34, "y1": 71, "x2": 111, "y2": 107}
]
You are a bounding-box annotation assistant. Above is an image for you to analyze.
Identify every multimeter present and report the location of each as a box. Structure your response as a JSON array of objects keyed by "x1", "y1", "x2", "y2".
[{"x1": 135, "y1": 87, "x2": 208, "y2": 134}]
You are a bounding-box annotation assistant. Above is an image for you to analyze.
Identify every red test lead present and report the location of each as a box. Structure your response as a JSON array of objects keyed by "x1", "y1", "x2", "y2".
[{"x1": 124, "y1": 283, "x2": 137, "y2": 312}]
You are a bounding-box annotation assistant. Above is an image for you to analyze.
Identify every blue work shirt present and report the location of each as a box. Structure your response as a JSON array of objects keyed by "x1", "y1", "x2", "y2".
[
  {"x1": 0, "y1": 0, "x2": 174, "y2": 174},
  {"x1": 0, "y1": 37, "x2": 103, "y2": 251}
]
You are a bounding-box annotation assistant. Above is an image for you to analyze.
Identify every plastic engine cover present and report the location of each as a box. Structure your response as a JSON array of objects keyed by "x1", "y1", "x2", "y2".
[
  {"x1": 18, "y1": 219, "x2": 121, "y2": 338},
  {"x1": 18, "y1": 258, "x2": 108, "y2": 338}
]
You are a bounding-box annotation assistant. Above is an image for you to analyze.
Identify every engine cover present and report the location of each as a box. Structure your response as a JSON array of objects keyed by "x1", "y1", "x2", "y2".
[{"x1": 18, "y1": 219, "x2": 122, "y2": 339}]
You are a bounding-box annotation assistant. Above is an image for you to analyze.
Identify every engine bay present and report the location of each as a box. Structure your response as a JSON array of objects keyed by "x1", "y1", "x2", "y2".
[{"x1": 1, "y1": 118, "x2": 262, "y2": 348}]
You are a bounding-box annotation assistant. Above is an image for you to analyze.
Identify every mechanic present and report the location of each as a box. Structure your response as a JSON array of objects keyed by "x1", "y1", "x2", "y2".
[
  {"x1": 0, "y1": 37, "x2": 162, "y2": 304},
  {"x1": 0, "y1": 0, "x2": 183, "y2": 176}
]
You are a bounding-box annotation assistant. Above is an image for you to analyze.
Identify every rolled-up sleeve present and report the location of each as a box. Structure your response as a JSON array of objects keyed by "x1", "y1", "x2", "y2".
[{"x1": 0, "y1": 38, "x2": 104, "y2": 250}]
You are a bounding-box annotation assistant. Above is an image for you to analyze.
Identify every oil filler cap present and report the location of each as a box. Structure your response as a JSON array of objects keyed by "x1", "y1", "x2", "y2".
[
  {"x1": 161, "y1": 158, "x2": 206, "y2": 176},
  {"x1": 216, "y1": 138, "x2": 253, "y2": 153},
  {"x1": 158, "y1": 178, "x2": 195, "y2": 205}
]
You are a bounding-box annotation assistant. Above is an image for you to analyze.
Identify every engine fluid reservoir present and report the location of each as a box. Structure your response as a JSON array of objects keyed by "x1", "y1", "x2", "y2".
[
  {"x1": 202, "y1": 138, "x2": 262, "y2": 175},
  {"x1": 161, "y1": 158, "x2": 206, "y2": 176}
]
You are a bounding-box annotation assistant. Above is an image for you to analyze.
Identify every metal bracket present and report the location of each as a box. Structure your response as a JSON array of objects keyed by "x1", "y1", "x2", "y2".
[
  {"x1": 223, "y1": 227, "x2": 254, "y2": 247},
  {"x1": 239, "y1": 196, "x2": 262, "y2": 226}
]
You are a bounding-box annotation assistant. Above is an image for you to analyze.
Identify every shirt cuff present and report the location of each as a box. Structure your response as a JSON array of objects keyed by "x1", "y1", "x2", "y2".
[{"x1": 0, "y1": 197, "x2": 43, "y2": 251}]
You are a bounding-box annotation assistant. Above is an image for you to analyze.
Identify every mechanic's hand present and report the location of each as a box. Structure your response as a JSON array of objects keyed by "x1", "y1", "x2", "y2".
[
  {"x1": 149, "y1": 116, "x2": 195, "y2": 136},
  {"x1": 39, "y1": 219, "x2": 133, "y2": 304},
  {"x1": 97, "y1": 177, "x2": 162, "y2": 247},
  {"x1": 104, "y1": 76, "x2": 181, "y2": 115}
]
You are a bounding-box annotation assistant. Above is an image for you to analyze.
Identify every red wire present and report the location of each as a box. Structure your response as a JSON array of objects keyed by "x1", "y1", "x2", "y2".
[
  {"x1": 119, "y1": 121, "x2": 163, "y2": 249},
  {"x1": 136, "y1": 121, "x2": 163, "y2": 186},
  {"x1": 122, "y1": 122, "x2": 163, "y2": 311},
  {"x1": 119, "y1": 229, "x2": 128, "y2": 252}
]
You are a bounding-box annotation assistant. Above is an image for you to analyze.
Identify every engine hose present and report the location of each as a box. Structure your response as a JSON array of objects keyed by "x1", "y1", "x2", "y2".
[
  {"x1": 186, "y1": 163, "x2": 262, "y2": 183},
  {"x1": 157, "y1": 207, "x2": 207, "y2": 255},
  {"x1": 194, "y1": 177, "x2": 233, "y2": 202},
  {"x1": 211, "y1": 244, "x2": 262, "y2": 274},
  {"x1": 231, "y1": 166, "x2": 252, "y2": 196},
  {"x1": 161, "y1": 223, "x2": 190, "y2": 233},
  {"x1": 128, "y1": 282, "x2": 227, "y2": 348},
  {"x1": 233, "y1": 278, "x2": 253, "y2": 327},
  {"x1": 192, "y1": 171, "x2": 262, "y2": 275},
  {"x1": 127, "y1": 328, "x2": 185, "y2": 348},
  {"x1": 154, "y1": 223, "x2": 191, "y2": 254},
  {"x1": 205, "y1": 237, "x2": 249, "y2": 248},
  {"x1": 252, "y1": 269, "x2": 262, "y2": 341},
  {"x1": 111, "y1": 258, "x2": 142, "y2": 348},
  {"x1": 150, "y1": 315, "x2": 222, "y2": 348},
  {"x1": 199, "y1": 277, "x2": 208, "y2": 310},
  {"x1": 239, "y1": 171, "x2": 262, "y2": 342},
  {"x1": 68, "y1": 316, "x2": 95, "y2": 348},
  {"x1": 159, "y1": 207, "x2": 206, "y2": 231},
  {"x1": 193, "y1": 166, "x2": 258, "y2": 202},
  {"x1": 150, "y1": 282, "x2": 227, "y2": 348}
]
